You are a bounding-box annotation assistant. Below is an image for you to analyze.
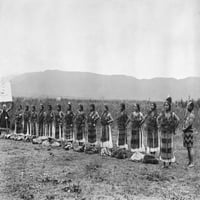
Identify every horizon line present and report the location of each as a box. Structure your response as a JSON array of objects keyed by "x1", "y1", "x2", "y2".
[{"x1": 2, "y1": 69, "x2": 200, "y2": 81}]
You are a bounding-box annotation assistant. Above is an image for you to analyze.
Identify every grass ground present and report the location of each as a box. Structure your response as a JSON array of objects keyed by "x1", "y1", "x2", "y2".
[{"x1": 0, "y1": 129, "x2": 200, "y2": 200}]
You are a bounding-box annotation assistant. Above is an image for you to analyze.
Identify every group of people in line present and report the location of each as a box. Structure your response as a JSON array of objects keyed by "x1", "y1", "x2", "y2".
[{"x1": 0, "y1": 96, "x2": 196, "y2": 168}]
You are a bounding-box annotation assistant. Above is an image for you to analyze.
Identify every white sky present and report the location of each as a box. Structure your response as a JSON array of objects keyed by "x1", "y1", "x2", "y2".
[{"x1": 0, "y1": 0, "x2": 199, "y2": 79}]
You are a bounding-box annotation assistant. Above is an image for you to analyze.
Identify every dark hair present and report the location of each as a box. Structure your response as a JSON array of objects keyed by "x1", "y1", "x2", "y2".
[
  {"x1": 48, "y1": 105, "x2": 52, "y2": 110},
  {"x1": 188, "y1": 101, "x2": 194, "y2": 110},
  {"x1": 166, "y1": 96, "x2": 172, "y2": 104},
  {"x1": 57, "y1": 104, "x2": 61, "y2": 110},
  {"x1": 104, "y1": 105, "x2": 109, "y2": 111},
  {"x1": 79, "y1": 104, "x2": 83, "y2": 111},
  {"x1": 120, "y1": 103, "x2": 125, "y2": 110},
  {"x1": 90, "y1": 104, "x2": 95, "y2": 110},
  {"x1": 136, "y1": 103, "x2": 140, "y2": 112},
  {"x1": 164, "y1": 101, "x2": 171, "y2": 111},
  {"x1": 152, "y1": 102, "x2": 157, "y2": 110}
]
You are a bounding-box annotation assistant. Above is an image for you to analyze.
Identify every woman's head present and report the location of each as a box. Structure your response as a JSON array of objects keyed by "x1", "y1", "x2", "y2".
[
  {"x1": 57, "y1": 104, "x2": 61, "y2": 111},
  {"x1": 2, "y1": 104, "x2": 7, "y2": 111},
  {"x1": 48, "y1": 104, "x2": 52, "y2": 110},
  {"x1": 79, "y1": 104, "x2": 83, "y2": 111},
  {"x1": 32, "y1": 105, "x2": 36, "y2": 111},
  {"x1": 164, "y1": 101, "x2": 171, "y2": 111},
  {"x1": 133, "y1": 103, "x2": 140, "y2": 112},
  {"x1": 40, "y1": 104, "x2": 44, "y2": 110},
  {"x1": 25, "y1": 105, "x2": 29, "y2": 110},
  {"x1": 19, "y1": 105, "x2": 23, "y2": 110},
  {"x1": 90, "y1": 104, "x2": 95, "y2": 111},
  {"x1": 104, "y1": 104, "x2": 109, "y2": 112},
  {"x1": 150, "y1": 102, "x2": 157, "y2": 111},
  {"x1": 120, "y1": 103, "x2": 125, "y2": 111},
  {"x1": 67, "y1": 102, "x2": 72, "y2": 110},
  {"x1": 187, "y1": 100, "x2": 194, "y2": 112}
]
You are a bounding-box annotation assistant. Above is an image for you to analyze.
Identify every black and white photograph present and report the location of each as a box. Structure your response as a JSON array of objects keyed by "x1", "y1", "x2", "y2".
[{"x1": 0, "y1": 0, "x2": 200, "y2": 199}]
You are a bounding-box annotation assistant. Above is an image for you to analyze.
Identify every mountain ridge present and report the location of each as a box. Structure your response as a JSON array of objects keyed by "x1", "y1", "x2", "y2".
[{"x1": 10, "y1": 70, "x2": 200, "y2": 101}]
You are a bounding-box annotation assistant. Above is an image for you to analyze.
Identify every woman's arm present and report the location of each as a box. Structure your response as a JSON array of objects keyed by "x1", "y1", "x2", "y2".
[
  {"x1": 156, "y1": 113, "x2": 162, "y2": 128},
  {"x1": 7, "y1": 102, "x2": 14, "y2": 112},
  {"x1": 173, "y1": 112, "x2": 180, "y2": 128},
  {"x1": 108, "y1": 113, "x2": 114, "y2": 124}
]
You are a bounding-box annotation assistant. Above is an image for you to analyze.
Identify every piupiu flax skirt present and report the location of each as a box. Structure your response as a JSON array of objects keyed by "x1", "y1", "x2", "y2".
[
  {"x1": 117, "y1": 128, "x2": 128, "y2": 149},
  {"x1": 45, "y1": 123, "x2": 54, "y2": 137},
  {"x1": 76, "y1": 126, "x2": 85, "y2": 143},
  {"x1": 146, "y1": 127, "x2": 159, "y2": 153},
  {"x1": 38, "y1": 122, "x2": 45, "y2": 136},
  {"x1": 100, "y1": 125, "x2": 113, "y2": 148},
  {"x1": 30, "y1": 122, "x2": 37, "y2": 136},
  {"x1": 160, "y1": 130, "x2": 175, "y2": 162},
  {"x1": 131, "y1": 128, "x2": 145, "y2": 152},
  {"x1": 55, "y1": 123, "x2": 63, "y2": 139},
  {"x1": 15, "y1": 121, "x2": 23, "y2": 134},
  {"x1": 23, "y1": 121, "x2": 30, "y2": 135},
  {"x1": 64, "y1": 125, "x2": 74, "y2": 141},
  {"x1": 88, "y1": 125, "x2": 97, "y2": 144}
]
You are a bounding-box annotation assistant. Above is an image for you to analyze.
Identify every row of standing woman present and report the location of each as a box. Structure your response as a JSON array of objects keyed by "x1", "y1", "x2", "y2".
[{"x1": 1, "y1": 97, "x2": 195, "y2": 168}]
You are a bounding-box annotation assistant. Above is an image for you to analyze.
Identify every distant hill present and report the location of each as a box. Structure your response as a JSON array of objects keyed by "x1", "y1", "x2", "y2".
[{"x1": 10, "y1": 70, "x2": 200, "y2": 101}]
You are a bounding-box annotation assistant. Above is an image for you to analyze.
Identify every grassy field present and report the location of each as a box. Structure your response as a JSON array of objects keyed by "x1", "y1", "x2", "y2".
[
  {"x1": 0, "y1": 129, "x2": 200, "y2": 200},
  {"x1": 0, "y1": 98, "x2": 200, "y2": 200}
]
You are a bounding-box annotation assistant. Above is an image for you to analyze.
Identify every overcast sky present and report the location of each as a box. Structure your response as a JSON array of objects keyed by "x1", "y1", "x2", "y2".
[{"x1": 0, "y1": 0, "x2": 199, "y2": 79}]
